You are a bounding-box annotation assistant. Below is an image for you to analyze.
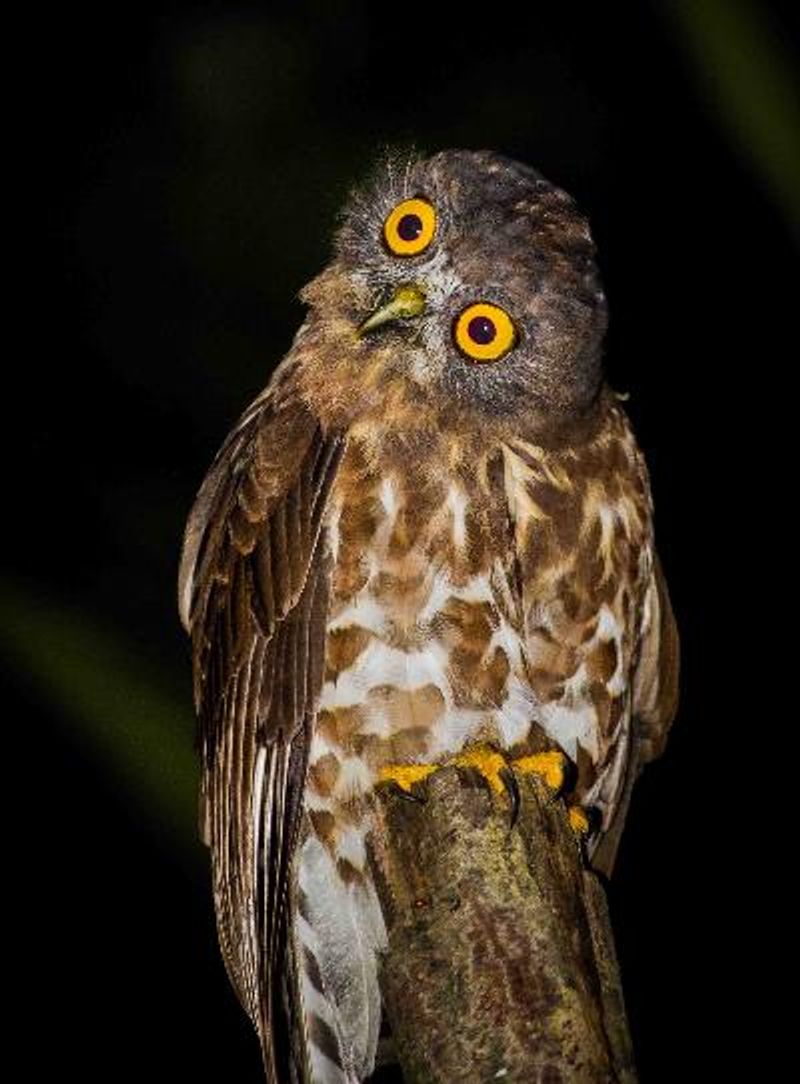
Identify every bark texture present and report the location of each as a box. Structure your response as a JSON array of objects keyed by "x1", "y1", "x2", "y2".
[{"x1": 368, "y1": 767, "x2": 637, "y2": 1084}]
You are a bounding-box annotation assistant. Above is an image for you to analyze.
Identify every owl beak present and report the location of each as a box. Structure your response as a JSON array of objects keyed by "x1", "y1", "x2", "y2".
[{"x1": 357, "y1": 283, "x2": 426, "y2": 337}]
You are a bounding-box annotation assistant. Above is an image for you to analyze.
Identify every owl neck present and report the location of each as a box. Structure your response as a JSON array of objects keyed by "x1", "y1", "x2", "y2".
[{"x1": 330, "y1": 381, "x2": 616, "y2": 468}]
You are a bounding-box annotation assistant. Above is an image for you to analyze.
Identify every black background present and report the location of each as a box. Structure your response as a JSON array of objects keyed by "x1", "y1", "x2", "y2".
[{"x1": 9, "y1": 2, "x2": 796, "y2": 1080}]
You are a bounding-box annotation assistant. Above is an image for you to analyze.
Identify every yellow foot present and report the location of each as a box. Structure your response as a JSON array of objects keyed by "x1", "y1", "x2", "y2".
[
  {"x1": 452, "y1": 745, "x2": 511, "y2": 794},
  {"x1": 378, "y1": 746, "x2": 510, "y2": 797},
  {"x1": 511, "y1": 750, "x2": 570, "y2": 795},
  {"x1": 378, "y1": 744, "x2": 572, "y2": 826},
  {"x1": 568, "y1": 805, "x2": 590, "y2": 834},
  {"x1": 568, "y1": 805, "x2": 595, "y2": 836},
  {"x1": 377, "y1": 763, "x2": 439, "y2": 795}
]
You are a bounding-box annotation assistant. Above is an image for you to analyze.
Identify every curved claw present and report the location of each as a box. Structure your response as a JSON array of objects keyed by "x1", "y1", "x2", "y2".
[
  {"x1": 556, "y1": 756, "x2": 578, "y2": 799},
  {"x1": 377, "y1": 763, "x2": 438, "y2": 801},
  {"x1": 391, "y1": 783, "x2": 427, "y2": 804},
  {"x1": 512, "y1": 750, "x2": 572, "y2": 798},
  {"x1": 499, "y1": 766, "x2": 521, "y2": 828}
]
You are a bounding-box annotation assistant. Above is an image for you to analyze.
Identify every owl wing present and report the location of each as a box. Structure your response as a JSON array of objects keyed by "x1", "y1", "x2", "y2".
[
  {"x1": 178, "y1": 379, "x2": 344, "y2": 1081},
  {"x1": 508, "y1": 402, "x2": 679, "y2": 879},
  {"x1": 591, "y1": 552, "x2": 680, "y2": 875}
]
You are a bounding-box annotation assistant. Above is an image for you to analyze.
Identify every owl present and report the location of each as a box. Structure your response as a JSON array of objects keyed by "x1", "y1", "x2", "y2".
[{"x1": 178, "y1": 149, "x2": 679, "y2": 1083}]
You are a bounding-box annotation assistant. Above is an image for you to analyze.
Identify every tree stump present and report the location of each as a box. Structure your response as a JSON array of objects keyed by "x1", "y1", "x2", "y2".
[{"x1": 368, "y1": 767, "x2": 637, "y2": 1084}]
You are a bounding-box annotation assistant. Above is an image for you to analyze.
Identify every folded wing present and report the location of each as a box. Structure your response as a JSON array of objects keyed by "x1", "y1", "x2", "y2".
[{"x1": 179, "y1": 380, "x2": 344, "y2": 1080}]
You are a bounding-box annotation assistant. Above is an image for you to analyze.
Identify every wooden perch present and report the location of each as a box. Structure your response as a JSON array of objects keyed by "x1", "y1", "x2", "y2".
[{"x1": 368, "y1": 767, "x2": 637, "y2": 1084}]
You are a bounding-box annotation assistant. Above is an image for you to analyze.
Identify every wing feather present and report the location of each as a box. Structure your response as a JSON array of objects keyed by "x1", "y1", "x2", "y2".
[
  {"x1": 179, "y1": 382, "x2": 343, "y2": 1080},
  {"x1": 591, "y1": 551, "x2": 680, "y2": 876},
  {"x1": 632, "y1": 553, "x2": 680, "y2": 762}
]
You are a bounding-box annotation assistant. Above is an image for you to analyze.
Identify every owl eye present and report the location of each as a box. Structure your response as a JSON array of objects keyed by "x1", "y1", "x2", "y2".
[
  {"x1": 454, "y1": 302, "x2": 518, "y2": 362},
  {"x1": 383, "y1": 197, "x2": 437, "y2": 256}
]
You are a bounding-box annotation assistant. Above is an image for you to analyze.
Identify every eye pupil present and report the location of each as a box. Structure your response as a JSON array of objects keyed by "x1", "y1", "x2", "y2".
[
  {"x1": 467, "y1": 315, "x2": 497, "y2": 345},
  {"x1": 455, "y1": 302, "x2": 515, "y2": 362},
  {"x1": 384, "y1": 199, "x2": 436, "y2": 256},
  {"x1": 396, "y1": 213, "x2": 423, "y2": 242}
]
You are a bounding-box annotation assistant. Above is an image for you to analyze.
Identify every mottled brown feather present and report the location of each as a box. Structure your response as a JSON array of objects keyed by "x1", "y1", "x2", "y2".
[{"x1": 178, "y1": 369, "x2": 343, "y2": 1081}]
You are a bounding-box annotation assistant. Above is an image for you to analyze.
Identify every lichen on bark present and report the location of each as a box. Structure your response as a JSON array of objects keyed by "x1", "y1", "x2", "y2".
[{"x1": 368, "y1": 767, "x2": 637, "y2": 1084}]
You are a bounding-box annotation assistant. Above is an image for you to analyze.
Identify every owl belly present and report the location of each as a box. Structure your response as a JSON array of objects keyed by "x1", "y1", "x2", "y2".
[
  {"x1": 310, "y1": 572, "x2": 534, "y2": 799},
  {"x1": 304, "y1": 494, "x2": 539, "y2": 857},
  {"x1": 304, "y1": 446, "x2": 641, "y2": 856}
]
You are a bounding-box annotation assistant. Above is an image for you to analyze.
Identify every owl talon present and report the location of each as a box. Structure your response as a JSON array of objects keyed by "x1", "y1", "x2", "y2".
[
  {"x1": 511, "y1": 750, "x2": 572, "y2": 797},
  {"x1": 452, "y1": 745, "x2": 510, "y2": 796},
  {"x1": 568, "y1": 804, "x2": 601, "y2": 837},
  {"x1": 391, "y1": 782, "x2": 428, "y2": 804},
  {"x1": 379, "y1": 746, "x2": 580, "y2": 832},
  {"x1": 499, "y1": 765, "x2": 521, "y2": 828},
  {"x1": 377, "y1": 763, "x2": 438, "y2": 798}
]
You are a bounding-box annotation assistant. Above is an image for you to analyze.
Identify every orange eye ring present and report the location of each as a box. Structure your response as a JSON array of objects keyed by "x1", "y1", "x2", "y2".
[
  {"x1": 454, "y1": 302, "x2": 517, "y2": 362},
  {"x1": 383, "y1": 197, "x2": 437, "y2": 256}
]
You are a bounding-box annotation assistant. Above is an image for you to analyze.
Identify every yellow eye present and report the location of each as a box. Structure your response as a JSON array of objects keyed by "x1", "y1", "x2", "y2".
[
  {"x1": 454, "y1": 302, "x2": 518, "y2": 362},
  {"x1": 383, "y1": 197, "x2": 437, "y2": 256}
]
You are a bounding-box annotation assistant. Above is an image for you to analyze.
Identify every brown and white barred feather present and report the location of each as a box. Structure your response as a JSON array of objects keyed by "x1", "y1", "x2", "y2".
[
  {"x1": 179, "y1": 366, "x2": 346, "y2": 1082},
  {"x1": 180, "y1": 367, "x2": 678, "y2": 1082}
]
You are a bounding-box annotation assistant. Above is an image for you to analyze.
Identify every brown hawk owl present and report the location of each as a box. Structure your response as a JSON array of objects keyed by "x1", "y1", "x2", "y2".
[{"x1": 178, "y1": 149, "x2": 679, "y2": 1083}]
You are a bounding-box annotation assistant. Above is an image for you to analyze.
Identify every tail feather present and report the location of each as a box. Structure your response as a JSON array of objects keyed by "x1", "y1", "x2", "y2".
[{"x1": 293, "y1": 833, "x2": 387, "y2": 1082}]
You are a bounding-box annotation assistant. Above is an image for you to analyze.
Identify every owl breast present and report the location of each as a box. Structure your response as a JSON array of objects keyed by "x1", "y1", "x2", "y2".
[
  {"x1": 304, "y1": 403, "x2": 654, "y2": 867},
  {"x1": 304, "y1": 431, "x2": 534, "y2": 844}
]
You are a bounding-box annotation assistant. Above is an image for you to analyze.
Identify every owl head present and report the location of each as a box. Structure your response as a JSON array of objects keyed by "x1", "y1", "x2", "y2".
[{"x1": 299, "y1": 150, "x2": 607, "y2": 434}]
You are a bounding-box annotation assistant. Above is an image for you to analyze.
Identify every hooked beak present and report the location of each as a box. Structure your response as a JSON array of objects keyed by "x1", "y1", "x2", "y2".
[{"x1": 357, "y1": 283, "x2": 426, "y2": 337}]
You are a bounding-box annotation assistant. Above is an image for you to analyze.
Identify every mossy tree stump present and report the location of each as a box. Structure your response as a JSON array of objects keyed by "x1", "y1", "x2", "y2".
[{"x1": 368, "y1": 767, "x2": 636, "y2": 1084}]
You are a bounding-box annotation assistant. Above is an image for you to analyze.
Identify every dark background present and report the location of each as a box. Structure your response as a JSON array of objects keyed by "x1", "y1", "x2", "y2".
[{"x1": 7, "y1": 1, "x2": 797, "y2": 1079}]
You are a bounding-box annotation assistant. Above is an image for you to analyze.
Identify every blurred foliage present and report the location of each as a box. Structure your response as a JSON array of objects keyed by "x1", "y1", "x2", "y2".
[
  {"x1": 669, "y1": 0, "x2": 800, "y2": 234},
  {"x1": 0, "y1": 579, "x2": 199, "y2": 868}
]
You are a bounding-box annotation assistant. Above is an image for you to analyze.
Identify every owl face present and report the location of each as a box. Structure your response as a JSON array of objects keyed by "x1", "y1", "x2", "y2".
[{"x1": 328, "y1": 150, "x2": 608, "y2": 425}]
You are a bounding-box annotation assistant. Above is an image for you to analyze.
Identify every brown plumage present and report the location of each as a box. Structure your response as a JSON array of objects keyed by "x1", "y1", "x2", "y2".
[{"x1": 179, "y1": 149, "x2": 679, "y2": 1083}]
